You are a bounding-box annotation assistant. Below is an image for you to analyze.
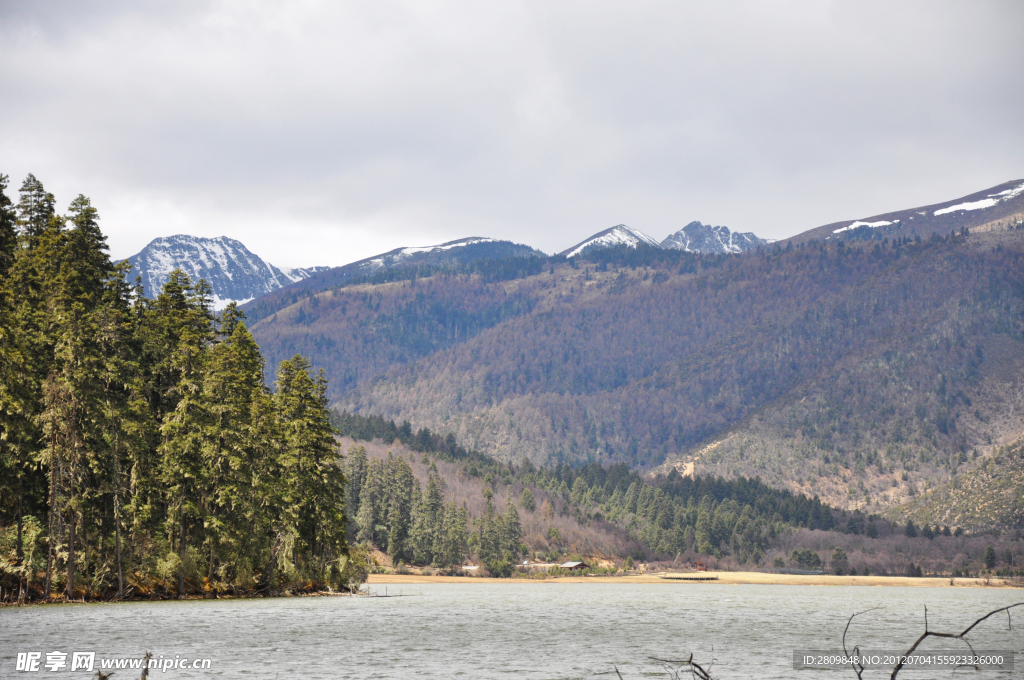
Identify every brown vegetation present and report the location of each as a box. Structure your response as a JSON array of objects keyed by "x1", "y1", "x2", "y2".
[{"x1": 251, "y1": 227, "x2": 1024, "y2": 527}]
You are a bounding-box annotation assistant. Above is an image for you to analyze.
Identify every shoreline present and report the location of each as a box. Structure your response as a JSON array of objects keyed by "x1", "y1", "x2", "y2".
[
  {"x1": 368, "y1": 571, "x2": 1022, "y2": 588},
  {"x1": 3, "y1": 572, "x2": 1015, "y2": 606}
]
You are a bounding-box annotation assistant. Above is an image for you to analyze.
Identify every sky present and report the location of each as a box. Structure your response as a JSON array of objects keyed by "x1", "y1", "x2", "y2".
[{"x1": 1, "y1": 1, "x2": 1022, "y2": 268}]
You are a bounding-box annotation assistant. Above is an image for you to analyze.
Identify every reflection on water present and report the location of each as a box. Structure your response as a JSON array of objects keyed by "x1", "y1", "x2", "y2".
[{"x1": 1, "y1": 584, "x2": 1020, "y2": 678}]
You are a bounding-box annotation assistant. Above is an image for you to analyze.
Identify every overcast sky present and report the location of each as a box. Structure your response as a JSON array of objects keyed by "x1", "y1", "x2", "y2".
[{"x1": 1, "y1": 1, "x2": 1022, "y2": 267}]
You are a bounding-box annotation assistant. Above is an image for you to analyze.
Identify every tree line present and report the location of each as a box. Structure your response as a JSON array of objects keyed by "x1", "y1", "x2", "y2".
[{"x1": 0, "y1": 174, "x2": 362, "y2": 602}]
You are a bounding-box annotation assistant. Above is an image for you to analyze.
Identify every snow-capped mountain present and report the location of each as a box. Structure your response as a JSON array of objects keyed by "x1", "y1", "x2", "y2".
[
  {"x1": 126, "y1": 235, "x2": 330, "y2": 309},
  {"x1": 559, "y1": 225, "x2": 663, "y2": 258},
  {"x1": 661, "y1": 221, "x2": 768, "y2": 254},
  {"x1": 280, "y1": 237, "x2": 545, "y2": 291},
  {"x1": 352, "y1": 237, "x2": 507, "y2": 273},
  {"x1": 241, "y1": 236, "x2": 546, "y2": 324}
]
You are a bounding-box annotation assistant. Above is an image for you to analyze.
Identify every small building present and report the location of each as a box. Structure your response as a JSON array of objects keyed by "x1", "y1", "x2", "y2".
[{"x1": 559, "y1": 561, "x2": 588, "y2": 571}]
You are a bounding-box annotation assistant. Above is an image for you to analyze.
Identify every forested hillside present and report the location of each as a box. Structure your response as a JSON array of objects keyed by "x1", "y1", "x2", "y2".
[
  {"x1": 0, "y1": 174, "x2": 362, "y2": 602},
  {"x1": 332, "y1": 412, "x2": 1022, "y2": 577},
  {"x1": 250, "y1": 224, "x2": 1024, "y2": 525}
]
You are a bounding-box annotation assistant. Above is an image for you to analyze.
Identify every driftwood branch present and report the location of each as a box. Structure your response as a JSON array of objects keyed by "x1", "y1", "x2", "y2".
[
  {"x1": 887, "y1": 602, "x2": 1023, "y2": 679},
  {"x1": 649, "y1": 654, "x2": 714, "y2": 680},
  {"x1": 581, "y1": 653, "x2": 715, "y2": 679},
  {"x1": 842, "y1": 606, "x2": 880, "y2": 679}
]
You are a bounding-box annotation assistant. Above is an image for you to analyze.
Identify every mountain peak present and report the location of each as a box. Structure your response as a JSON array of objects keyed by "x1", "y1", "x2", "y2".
[
  {"x1": 662, "y1": 221, "x2": 768, "y2": 254},
  {"x1": 559, "y1": 224, "x2": 663, "y2": 258},
  {"x1": 126, "y1": 234, "x2": 328, "y2": 309}
]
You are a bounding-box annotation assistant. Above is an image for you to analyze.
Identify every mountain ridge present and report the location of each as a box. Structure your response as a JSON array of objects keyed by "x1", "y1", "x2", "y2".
[{"x1": 788, "y1": 179, "x2": 1024, "y2": 244}]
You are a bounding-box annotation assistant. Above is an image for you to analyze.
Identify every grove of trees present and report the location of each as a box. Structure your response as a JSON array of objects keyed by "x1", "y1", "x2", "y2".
[{"x1": 0, "y1": 174, "x2": 362, "y2": 602}]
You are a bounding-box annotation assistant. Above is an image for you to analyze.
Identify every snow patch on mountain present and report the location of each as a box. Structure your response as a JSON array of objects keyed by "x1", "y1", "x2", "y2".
[
  {"x1": 833, "y1": 219, "x2": 896, "y2": 234},
  {"x1": 277, "y1": 265, "x2": 332, "y2": 283},
  {"x1": 661, "y1": 221, "x2": 768, "y2": 254},
  {"x1": 127, "y1": 235, "x2": 329, "y2": 310},
  {"x1": 399, "y1": 237, "x2": 494, "y2": 257},
  {"x1": 934, "y1": 182, "x2": 1024, "y2": 216},
  {"x1": 561, "y1": 225, "x2": 662, "y2": 258}
]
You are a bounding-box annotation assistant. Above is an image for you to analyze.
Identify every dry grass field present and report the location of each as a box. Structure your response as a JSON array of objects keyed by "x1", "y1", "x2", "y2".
[{"x1": 368, "y1": 571, "x2": 1021, "y2": 588}]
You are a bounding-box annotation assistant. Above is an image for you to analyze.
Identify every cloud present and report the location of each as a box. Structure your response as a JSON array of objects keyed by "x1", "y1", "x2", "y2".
[{"x1": 1, "y1": 0, "x2": 1021, "y2": 266}]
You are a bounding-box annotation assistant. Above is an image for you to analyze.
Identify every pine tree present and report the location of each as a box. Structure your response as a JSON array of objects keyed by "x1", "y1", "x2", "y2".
[
  {"x1": 0, "y1": 175, "x2": 31, "y2": 599},
  {"x1": 407, "y1": 470, "x2": 444, "y2": 565},
  {"x1": 342, "y1": 445, "x2": 367, "y2": 543},
  {"x1": 500, "y1": 499, "x2": 522, "y2": 559},
  {"x1": 273, "y1": 354, "x2": 347, "y2": 585},
  {"x1": 203, "y1": 320, "x2": 275, "y2": 588},
  {"x1": 433, "y1": 502, "x2": 468, "y2": 570},
  {"x1": 384, "y1": 455, "x2": 414, "y2": 565},
  {"x1": 0, "y1": 174, "x2": 15, "y2": 276},
  {"x1": 157, "y1": 271, "x2": 215, "y2": 597}
]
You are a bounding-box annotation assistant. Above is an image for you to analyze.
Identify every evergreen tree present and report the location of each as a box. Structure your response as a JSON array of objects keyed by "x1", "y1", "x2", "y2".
[
  {"x1": 433, "y1": 502, "x2": 468, "y2": 570},
  {"x1": 384, "y1": 455, "x2": 415, "y2": 564},
  {"x1": 202, "y1": 320, "x2": 275, "y2": 588},
  {"x1": 342, "y1": 445, "x2": 367, "y2": 542},
  {"x1": 410, "y1": 471, "x2": 443, "y2": 564},
  {"x1": 157, "y1": 271, "x2": 215, "y2": 597},
  {"x1": 500, "y1": 499, "x2": 522, "y2": 559},
  {"x1": 0, "y1": 175, "x2": 15, "y2": 276},
  {"x1": 0, "y1": 174, "x2": 362, "y2": 600},
  {"x1": 273, "y1": 354, "x2": 347, "y2": 586}
]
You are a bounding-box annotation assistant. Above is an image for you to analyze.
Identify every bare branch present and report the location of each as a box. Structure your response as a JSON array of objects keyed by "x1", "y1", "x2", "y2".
[
  {"x1": 842, "y1": 606, "x2": 880, "y2": 680},
  {"x1": 888, "y1": 603, "x2": 1024, "y2": 680}
]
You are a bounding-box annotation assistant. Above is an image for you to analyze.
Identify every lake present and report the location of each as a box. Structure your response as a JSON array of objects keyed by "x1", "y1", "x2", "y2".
[{"x1": 1, "y1": 583, "x2": 1020, "y2": 678}]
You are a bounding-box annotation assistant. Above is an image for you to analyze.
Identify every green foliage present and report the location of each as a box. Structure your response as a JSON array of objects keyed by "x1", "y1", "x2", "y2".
[
  {"x1": 0, "y1": 175, "x2": 357, "y2": 600},
  {"x1": 984, "y1": 544, "x2": 996, "y2": 569},
  {"x1": 348, "y1": 448, "x2": 470, "y2": 569},
  {"x1": 519, "y1": 488, "x2": 536, "y2": 512}
]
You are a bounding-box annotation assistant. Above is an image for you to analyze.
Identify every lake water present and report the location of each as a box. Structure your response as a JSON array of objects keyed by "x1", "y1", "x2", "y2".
[{"x1": 1, "y1": 583, "x2": 1021, "y2": 678}]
